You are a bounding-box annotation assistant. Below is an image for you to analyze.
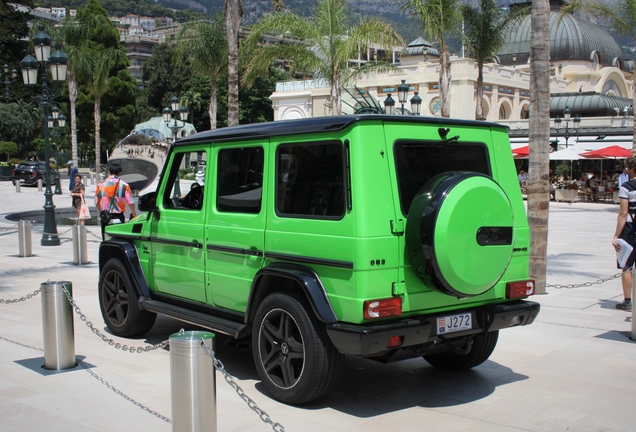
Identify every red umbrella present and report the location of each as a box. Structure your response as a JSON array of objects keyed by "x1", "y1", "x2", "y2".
[
  {"x1": 512, "y1": 145, "x2": 529, "y2": 158},
  {"x1": 580, "y1": 145, "x2": 632, "y2": 159}
]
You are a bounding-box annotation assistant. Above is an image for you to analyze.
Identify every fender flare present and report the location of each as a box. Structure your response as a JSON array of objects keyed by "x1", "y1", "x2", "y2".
[
  {"x1": 246, "y1": 262, "x2": 337, "y2": 325},
  {"x1": 99, "y1": 240, "x2": 151, "y2": 298}
]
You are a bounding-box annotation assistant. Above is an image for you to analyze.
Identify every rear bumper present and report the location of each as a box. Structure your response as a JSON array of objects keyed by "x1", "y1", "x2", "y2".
[{"x1": 325, "y1": 300, "x2": 540, "y2": 356}]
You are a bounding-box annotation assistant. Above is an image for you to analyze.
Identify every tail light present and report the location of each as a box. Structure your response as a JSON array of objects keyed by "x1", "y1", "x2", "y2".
[
  {"x1": 506, "y1": 280, "x2": 535, "y2": 299},
  {"x1": 12, "y1": 169, "x2": 16, "y2": 176},
  {"x1": 32, "y1": 171, "x2": 37, "y2": 177},
  {"x1": 363, "y1": 297, "x2": 402, "y2": 320}
]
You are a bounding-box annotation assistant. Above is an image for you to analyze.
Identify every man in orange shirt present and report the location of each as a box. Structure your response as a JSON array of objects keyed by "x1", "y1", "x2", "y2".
[{"x1": 95, "y1": 162, "x2": 137, "y2": 240}]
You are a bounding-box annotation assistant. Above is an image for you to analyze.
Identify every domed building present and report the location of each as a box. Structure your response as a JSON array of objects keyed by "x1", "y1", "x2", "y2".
[{"x1": 269, "y1": 0, "x2": 633, "y2": 150}]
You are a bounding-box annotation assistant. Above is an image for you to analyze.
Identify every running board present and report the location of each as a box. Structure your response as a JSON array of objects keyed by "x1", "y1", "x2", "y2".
[{"x1": 139, "y1": 297, "x2": 249, "y2": 339}]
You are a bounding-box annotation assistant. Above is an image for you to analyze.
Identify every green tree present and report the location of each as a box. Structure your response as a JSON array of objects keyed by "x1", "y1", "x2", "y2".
[
  {"x1": 142, "y1": 43, "x2": 192, "y2": 112},
  {"x1": 0, "y1": 100, "x2": 39, "y2": 155},
  {"x1": 528, "y1": 0, "x2": 551, "y2": 295},
  {"x1": 175, "y1": 13, "x2": 227, "y2": 129},
  {"x1": 243, "y1": 0, "x2": 404, "y2": 116},
  {"x1": 461, "y1": 0, "x2": 527, "y2": 120},
  {"x1": 396, "y1": 0, "x2": 461, "y2": 118},
  {"x1": 0, "y1": 0, "x2": 32, "y2": 77},
  {"x1": 0, "y1": 141, "x2": 18, "y2": 162},
  {"x1": 561, "y1": 0, "x2": 636, "y2": 152}
]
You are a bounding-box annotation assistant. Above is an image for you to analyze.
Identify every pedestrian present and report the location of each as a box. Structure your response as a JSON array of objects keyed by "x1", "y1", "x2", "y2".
[
  {"x1": 612, "y1": 156, "x2": 636, "y2": 312},
  {"x1": 70, "y1": 174, "x2": 86, "y2": 225},
  {"x1": 618, "y1": 167, "x2": 629, "y2": 188},
  {"x1": 95, "y1": 162, "x2": 137, "y2": 240},
  {"x1": 68, "y1": 160, "x2": 78, "y2": 191}
]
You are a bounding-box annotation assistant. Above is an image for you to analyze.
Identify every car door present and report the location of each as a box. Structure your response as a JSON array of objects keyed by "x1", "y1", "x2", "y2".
[
  {"x1": 205, "y1": 143, "x2": 267, "y2": 312},
  {"x1": 149, "y1": 147, "x2": 208, "y2": 303}
]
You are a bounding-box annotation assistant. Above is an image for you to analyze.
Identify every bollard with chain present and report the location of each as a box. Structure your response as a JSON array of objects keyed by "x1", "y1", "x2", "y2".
[
  {"x1": 170, "y1": 330, "x2": 217, "y2": 432},
  {"x1": 41, "y1": 281, "x2": 76, "y2": 370},
  {"x1": 15, "y1": 180, "x2": 20, "y2": 193},
  {"x1": 17, "y1": 220, "x2": 32, "y2": 257},
  {"x1": 72, "y1": 225, "x2": 88, "y2": 265}
]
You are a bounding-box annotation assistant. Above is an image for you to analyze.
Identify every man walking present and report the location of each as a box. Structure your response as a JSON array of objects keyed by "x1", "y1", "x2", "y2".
[
  {"x1": 618, "y1": 167, "x2": 629, "y2": 188},
  {"x1": 68, "y1": 160, "x2": 78, "y2": 191},
  {"x1": 95, "y1": 162, "x2": 137, "y2": 240},
  {"x1": 612, "y1": 157, "x2": 636, "y2": 311}
]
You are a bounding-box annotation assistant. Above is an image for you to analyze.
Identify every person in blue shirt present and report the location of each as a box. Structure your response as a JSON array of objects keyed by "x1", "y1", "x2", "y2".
[
  {"x1": 68, "y1": 160, "x2": 79, "y2": 191},
  {"x1": 618, "y1": 167, "x2": 629, "y2": 188}
]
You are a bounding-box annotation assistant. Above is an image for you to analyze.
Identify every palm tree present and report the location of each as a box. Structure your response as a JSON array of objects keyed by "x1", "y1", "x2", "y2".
[
  {"x1": 226, "y1": 0, "x2": 243, "y2": 126},
  {"x1": 175, "y1": 14, "x2": 227, "y2": 130},
  {"x1": 84, "y1": 49, "x2": 125, "y2": 175},
  {"x1": 243, "y1": 0, "x2": 404, "y2": 116},
  {"x1": 397, "y1": 0, "x2": 461, "y2": 118},
  {"x1": 560, "y1": 0, "x2": 636, "y2": 152},
  {"x1": 528, "y1": 0, "x2": 551, "y2": 295},
  {"x1": 461, "y1": 0, "x2": 527, "y2": 120}
]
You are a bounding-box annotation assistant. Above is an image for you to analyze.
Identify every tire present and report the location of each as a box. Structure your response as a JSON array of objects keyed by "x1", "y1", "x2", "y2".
[
  {"x1": 252, "y1": 291, "x2": 344, "y2": 405},
  {"x1": 423, "y1": 330, "x2": 499, "y2": 371},
  {"x1": 98, "y1": 259, "x2": 156, "y2": 337}
]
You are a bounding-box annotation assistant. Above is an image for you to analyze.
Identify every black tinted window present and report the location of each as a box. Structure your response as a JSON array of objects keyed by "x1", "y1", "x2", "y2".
[
  {"x1": 394, "y1": 140, "x2": 490, "y2": 215},
  {"x1": 276, "y1": 141, "x2": 345, "y2": 218},
  {"x1": 216, "y1": 147, "x2": 264, "y2": 213}
]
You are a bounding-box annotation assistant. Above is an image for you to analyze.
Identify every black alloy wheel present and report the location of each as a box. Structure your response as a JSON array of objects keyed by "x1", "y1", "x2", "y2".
[
  {"x1": 252, "y1": 291, "x2": 344, "y2": 404},
  {"x1": 98, "y1": 259, "x2": 156, "y2": 337}
]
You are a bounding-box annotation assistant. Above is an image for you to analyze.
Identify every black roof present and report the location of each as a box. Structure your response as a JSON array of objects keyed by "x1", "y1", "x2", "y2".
[{"x1": 175, "y1": 115, "x2": 507, "y2": 146}]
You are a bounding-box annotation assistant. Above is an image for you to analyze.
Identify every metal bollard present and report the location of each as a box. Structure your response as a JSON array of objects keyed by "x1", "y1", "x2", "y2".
[
  {"x1": 41, "y1": 281, "x2": 76, "y2": 370},
  {"x1": 72, "y1": 225, "x2": 88, "y2": 265},
  {"x1": 170, "y1": 330, "x2": 217, "y2": 432},
  {"x1": 15, "y1": 180, "x2": 20, "y2": 193},
  {"x1": 90, "y1": 173, "x2": 95, "y2": 185},
  {"x1": 17, "y1": 221, "x2": 32, "y2": 257},
  {"x1": 37, "y1": 178, "x2": 43, "y2": 191}
]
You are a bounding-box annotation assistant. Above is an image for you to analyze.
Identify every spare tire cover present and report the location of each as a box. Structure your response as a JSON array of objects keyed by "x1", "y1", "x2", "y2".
[{"x1": 406, "y1": 172, "x2": 514, "y2": 298}]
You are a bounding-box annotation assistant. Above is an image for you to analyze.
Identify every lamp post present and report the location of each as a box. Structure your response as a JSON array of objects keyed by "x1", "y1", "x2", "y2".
[
  {"x1": 554, "y1": 105, "x2": 581, "y2": 149},
  {"x1": 512, "y1": 53, "x2": 517, "y2": 68},
  {"x1": 163, "y1": 94, "x2": 189, "y2": 198},
  {"x1": 20, "y1": 28, "x2": 68, "y2": 246},
  {"x1": 397, "y1": 80, "x2": 409, "y2": 114},
  {"x1": 383, "y1": 93, "x2": 395, "y2": 115},
  {"x1": 2, "y1": 64, "x2": 18, "y2": 103},
  {"x1": 423, "y1": 47, "x2": 428, "y2": 62},
  {"x1": 410, "y1": 92, "x2": 422, "y2": 116},
  {"x1": 48, "y1": 107, "x2": 66, "y2": 195}
]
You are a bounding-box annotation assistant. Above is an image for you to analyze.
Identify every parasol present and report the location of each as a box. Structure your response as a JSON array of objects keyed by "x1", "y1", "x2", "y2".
[{"x1": 580, "y1": 145, "x2": 632, "y2": 159}]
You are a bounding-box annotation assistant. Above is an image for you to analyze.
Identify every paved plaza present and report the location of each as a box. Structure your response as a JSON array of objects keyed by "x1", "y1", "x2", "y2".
[{"x1": 0, "y1": 179, "x2": 635, "y2": 432}]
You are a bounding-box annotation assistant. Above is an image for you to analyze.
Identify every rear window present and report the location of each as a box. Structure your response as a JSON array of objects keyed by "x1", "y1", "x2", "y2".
[{"x1": 394, "y1": 140, "x2": 491, "y2": 215}]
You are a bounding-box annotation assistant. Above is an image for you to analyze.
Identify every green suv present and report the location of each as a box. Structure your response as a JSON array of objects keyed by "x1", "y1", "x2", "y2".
[{"x1": 98, "y1": 115, "x2": 539, "y2": 404}]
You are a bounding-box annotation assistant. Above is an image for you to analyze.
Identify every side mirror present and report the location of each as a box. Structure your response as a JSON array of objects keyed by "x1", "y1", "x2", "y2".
[{"x1": 138, "y1": 192, "x2": 157, "y2": 212}]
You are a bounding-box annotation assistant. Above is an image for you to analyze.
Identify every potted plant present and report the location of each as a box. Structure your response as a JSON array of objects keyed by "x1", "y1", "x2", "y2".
[{"x1": 554, "y1": 179, "x2": 580, "y2": 202}]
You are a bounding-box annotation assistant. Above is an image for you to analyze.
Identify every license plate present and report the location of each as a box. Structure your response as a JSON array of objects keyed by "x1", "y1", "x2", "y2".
[
  {"x1": 437, "y1": 313, "x2": 471, "y2": 335},
  {"x1": 19, "y1": 179, "x2": 25, "y2": 183}
]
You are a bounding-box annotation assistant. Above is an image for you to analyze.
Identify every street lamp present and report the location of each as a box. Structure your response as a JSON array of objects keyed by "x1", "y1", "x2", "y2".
[
  {"x1": 48, "y1": 107, "x2": 66, "y2": 195},
  {"x1": 20, "y1": 27, "x2": 68, "y2": 246},
  {"x1": 397, "y1": 80, "x2": 409, "y2": 114},
  {"x1": 383, "y1": 93, "x2": 395, "y2": 115},
  {"x1": 423, "y1": 47, "x2": 428, "y2": 62},
  {"x1": 163, "y1": 94, "x2": 189, "y2": 197},
  {"x1": 410, "y1": 92, "x2": 422, "y2": 116},
  {"x1": 2, "y1": 64, "x2": 18, "y2": 103},
  {"x1": 554, "y1": 105, "x2": 581, "y2": 149},
  {"x1": 512, "y1": 53, "x2": 517, "y2": 68}
]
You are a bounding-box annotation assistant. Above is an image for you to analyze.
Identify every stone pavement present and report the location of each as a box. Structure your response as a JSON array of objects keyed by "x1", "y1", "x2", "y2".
[{"x1": 0, "y1": 179, "x2": 635, "y2": 432}]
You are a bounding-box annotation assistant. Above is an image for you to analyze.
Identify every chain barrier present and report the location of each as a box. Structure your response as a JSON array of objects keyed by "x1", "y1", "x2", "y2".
[
  {"x1": 0, "y1": 334, "x2": 170, "y2": 424},
  {"x1": 84, "y1": 227, "x2": 103, "y2": 241},
  {"x1": 78, "y1": 361, "x2": 172, "y2": 424},
  {"x1": 0, "y1": 223, "x2": 19, "y2": 233},
  {"x1": 27, "y1": 221, "x2": 73, "y2": 237},
  {"x1": 546, "y1": 270, "x2": 628, "y2": 289},
  {"x1": 0, "y1": 288, "x2": 41, "y2": 304},
  {"x1": 60, "y1": 286, "x2": 169, "y2": 353},
  {"x1": 201, "y1": 338, "x2": 286, "y2": 432}
]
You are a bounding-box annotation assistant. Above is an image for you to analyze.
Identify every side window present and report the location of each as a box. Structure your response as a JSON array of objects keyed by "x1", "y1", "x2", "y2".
[
  {"x1": 162, "y1": 151, "x2": 205, "y2": 210},
  {"x1": 276, "y1": 141, "x2": 345, "y2": 218},
  {"x1": 216, "y1": 147, "x2": 264, "y2": 214}
]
